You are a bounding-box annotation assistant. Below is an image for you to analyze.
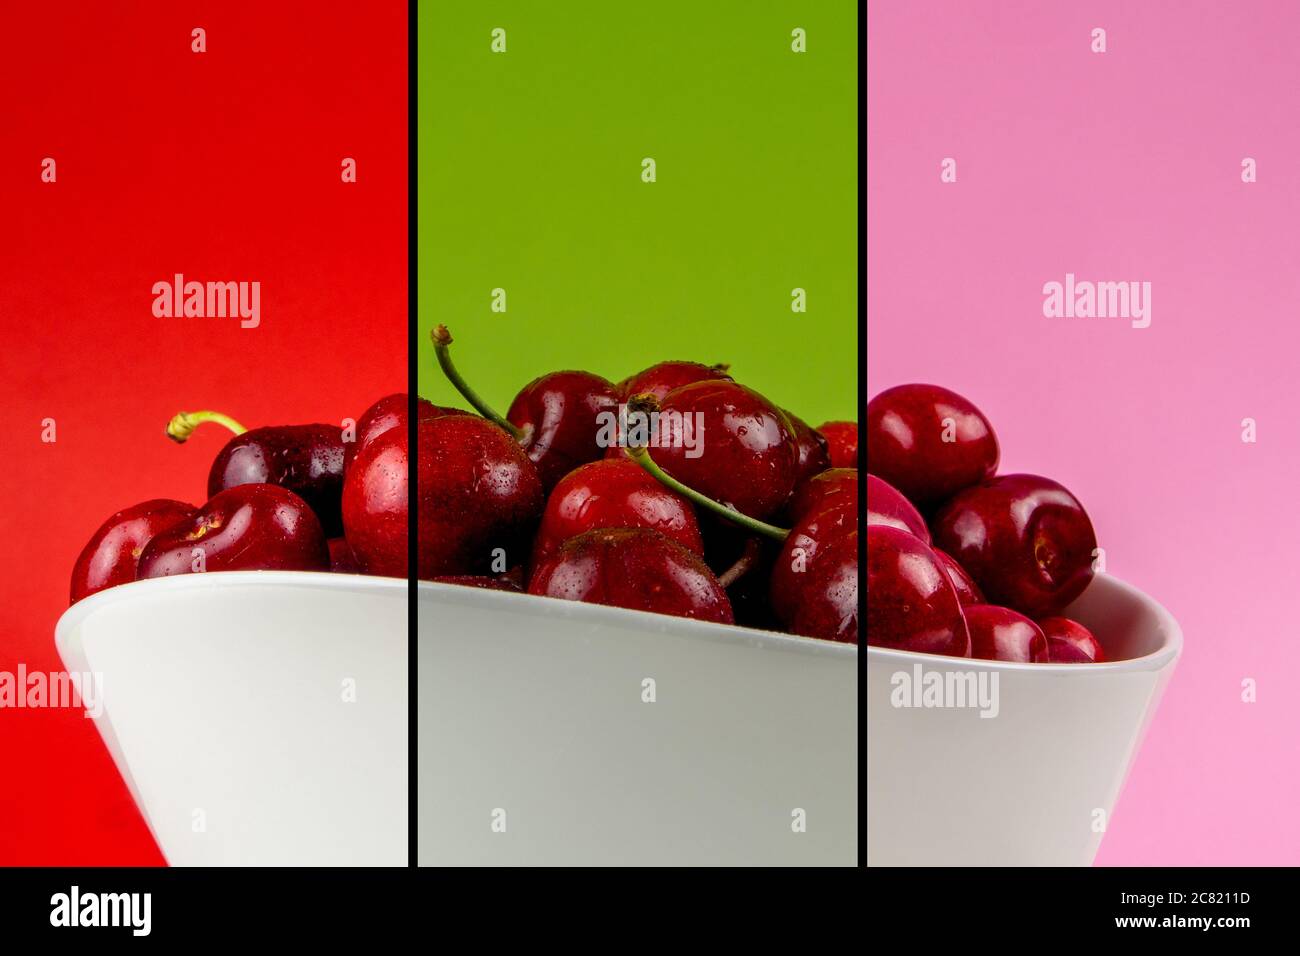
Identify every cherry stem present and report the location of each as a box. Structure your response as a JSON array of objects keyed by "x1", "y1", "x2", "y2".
[
  {"x1": 166, "y1": 410, "x2": 248, "y2": 444},
  {"x1": 625, "y1": 443, "x2": 789, "y2": 543},
  {"x1": 717, "y1": 536, "x2": 762, "y2": 588},
  {"x1": 431, "y1": 325, "x2": 525, "y2": 441}
]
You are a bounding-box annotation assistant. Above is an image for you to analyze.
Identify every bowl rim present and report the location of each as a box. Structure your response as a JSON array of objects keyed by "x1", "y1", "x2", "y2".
[
  {"x1": 417, "y1": 579, "x2": 859, "y2": 659},
  {"x1": 865, "y1": 574, "x2": 1182, "y2": 674},
  {"x1": 57, "y1": 570, "x2": 406, "y2": 648}
]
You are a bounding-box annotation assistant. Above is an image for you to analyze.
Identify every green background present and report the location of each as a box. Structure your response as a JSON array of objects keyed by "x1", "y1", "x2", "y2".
[{"x1": 418, "y1": 1, "x2": 857, "y2": 425}]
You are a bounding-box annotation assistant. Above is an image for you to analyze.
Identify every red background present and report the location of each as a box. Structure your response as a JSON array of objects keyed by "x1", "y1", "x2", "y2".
[{"x1": 0, "y1": 2, "x2": 407, "y2": 863}]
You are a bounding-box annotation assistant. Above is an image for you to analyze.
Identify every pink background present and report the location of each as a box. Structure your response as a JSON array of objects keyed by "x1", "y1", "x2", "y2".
[{"x1": 868, "y1": 0, "x2": 1300, "y2": 865}]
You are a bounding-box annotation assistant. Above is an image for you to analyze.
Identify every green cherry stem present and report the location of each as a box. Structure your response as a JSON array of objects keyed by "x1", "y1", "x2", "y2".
[
  {"x1": 431, "y1": 325, "x2": 525, "y2": 441},
  {"x1": 626, "y1": 445, "x2": 789, "y2": 542},
  {"x1": 166, "y1": 410, "x2": 248, "y2": 444}
]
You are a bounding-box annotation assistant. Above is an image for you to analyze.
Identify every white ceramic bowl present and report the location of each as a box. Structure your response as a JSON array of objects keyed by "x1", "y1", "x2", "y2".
[
  {"x1": 866, "y1": 573, "x2": 1180, "y2": 866},
  {"x1": 55, "y1": 572, "x2": 408, "y2": 866},
  {"x1": 419, "y1": 582, "x2": 858, "y2": 866}
]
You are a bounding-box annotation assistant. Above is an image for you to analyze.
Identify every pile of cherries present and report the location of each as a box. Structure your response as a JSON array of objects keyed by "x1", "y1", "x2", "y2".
[
  {"x1": 418, "y1": 326, "x2": 859, "y2": 642},
  {"x1": 866, "y1": 384, "x2": 1106, "y2": 663},
  {"x1": 70, "y1": 328, "x2": 861, "y2": 646},
  {"x1": 70, "y1": 395, "x2": 416, "y2": 603}
]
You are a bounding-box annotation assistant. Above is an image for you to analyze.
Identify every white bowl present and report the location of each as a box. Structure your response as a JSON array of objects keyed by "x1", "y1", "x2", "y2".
[
  {"x1": 866, "y1": 573, "x2": 1181, "y2": 866},
  {"x1": 418, "y1": 582, "x2": 858, "y2": 866},
  {"x1": 55, "y1": 572, "x2": 408, "y2": 866}
]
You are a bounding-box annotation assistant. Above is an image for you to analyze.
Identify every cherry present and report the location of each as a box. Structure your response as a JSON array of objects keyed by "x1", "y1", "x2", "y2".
[
  {"x1": 930, "y1": 474, "x2": 1097, "y2": 618},
  {"x1": 865, "y1": 384, "x2": 998, "y2": 506},
  {"x1": 617, "y1": 360, "x2": 732, "y2": 403},
  {"x1": 70, "y1": 499, "x2": 196, "y2": 603},
  {"x1": 341, "y1": 424, "x2": 409, "y2": 577},
  {"x1": 785, "y1": 412, "x2": 832, "y2": 485},
  {"x1": 769, "y1": 501, "x2": 857, "y2": 624},
  {"x1": 817, "y1": 420, "x2": 858, "y2": 468},
  {"x1": 643, "y1": 382, "x2": 799, "y2": 520},
  {"x1": 864, "y1": 473, "x2": 927, "y2": 542},
  {"x1": 531, "y1": 458, "x2": 702, "y2": 568},
  {"x1": 417, "y1": 414, "x2": 545, "y2": 578},
  {"x1": 138, "y1": 484, "x2": 328, "y2": 578},
  {"x1": 865, "y1": 525, "x2": 969, "y2": 656},
  {"x1": 934, "y1": 548, "x2": 983, "y2": 606},
  {"x1": 432, "y1": 325, "x2": 619, "y2": 490},
  {"x1": 527, "y1": 528, "x2": 733, "y2": 624},
  {"x1": 168, "y1": 410, "x2": 346, "y2": 537},
  {"x1": 1039, "y1": 616, "x2": 1106, "y2": 663},
  {"x1": 344, "y1": 393, "x2": 452, "y2": 472},
  {"x1": 429, "y1": 575, "x2": 523, "y2": 593},
  {"x1": 964, "y1": 605, "x2": 1048, "y2": 663},
  {"x1": 786, "y1": 530, "x2": 859, "y2": 643},
  {"x1": 790, "y1": 467, "x2": 859, "y2": 524},
  {"x1": 328, "y1": 537, "x2": 360, "y2": 573}
]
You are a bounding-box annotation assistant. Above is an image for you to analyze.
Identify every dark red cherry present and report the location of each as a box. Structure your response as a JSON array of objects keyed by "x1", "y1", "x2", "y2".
[
  {"x1": 505, "y1": 370, "x2": 622, "y2": 489},
  {"x1": 344, "y1": 393, "x2": 448, "y2": 473},
  {"x1": 71, "y1": 499, "x2": 197, "y2": 603},
  {"x1": 865, "y1": 384, "x2": 998, "y2": 505},
  {"x1": 527, "y1": 527, "x2": 733, "y2": 624},
  {"x1": 934, "y1": 548, "x2": 983, "y2": 606},
  {"x1": 138, "y1": 484, "x2": 328, "y2": 578},
  {"x1": 965, "y1": 605, "x2": 1048, "y2": 663},
  {"x1": 417, "y1": 414, "x2": 545, "y2": 578},
  {"x1": 817, "y1": 420, "x2": 858, "y2": 468},
  {"x1": 328, "y1": 537, "x2": 360, "y2": 573},
  {"x1": 432, "y1": 326, "x2": 618, "y2": 491},
  {"x1": 770, "y1": 502, "x2": 857, "y2": 624},
  {"x1": 786, "y1": 530, "x2": 858, "y2": 643},
  {"x1": 168, "y1": 410, "x2": 346, "y2": 537},
  {"x1": 618, "y1": 360, "x2": 733, "y2": 403},
  {"x1": 531, "y1": 458, "x2": 702, "y2": 568},
  {"x1": 865, "y1": 525, "x2": 969, "y2": 656},
  {"x1": 865, "y1": 473, "x2": 927, "y2": 542},
  {"x1": 930, "y1": 474, "x2": 1097, "y2": 618},
  {"x1": 429, "y1": 575, "x2": 523, "y2": 593},
  {"x1": 1039, "y1": 616, "x2": 1106, "y2": 663},
  {"x1": 790, "y1": 467, "x2": 860, "y2": 524},
  {"x1": 785, "y1": 412, "x2": 833, "y2": 485},
  {"x1": 650, "y1": 380, "x2": 799, "y2": 520},
  {"x1": 341, "y1": 425, "x2": 408, "y2": 578}
]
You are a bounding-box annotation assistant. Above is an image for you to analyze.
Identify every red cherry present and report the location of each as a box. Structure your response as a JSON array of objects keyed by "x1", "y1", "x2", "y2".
[
  {"x1": 965, "y1": 604, "x2": 1048, "y2": 663},
  {"x1": 865, "y1": 473, "x2": 927, "y2": 542},
  {"x1": 650, "y1": 381, "x2": 800, "y2": 520},
  {"x1": 817, "y1": 420, "x2": 858, "y2": 468},
  {"x1": 341, "y1": 424, "x2": 409, "y2": 577},
  {"x1": 785, "y1": 412, "x2": 832, "y2": 485},
  {"x1": 770, "y1": 501, "x2": 856, "y2": 624},
  {"x1": 71, "y1": 499, "x2": 196, "y2": 603},
  {"x1": 505, "y1": 370, "x2": 622, "y2": 489},
  {"x1": 617, "y1": 360, "x2": 733, "y2": 403},
  {"x1": 933, "y1": 548, "x2": 983, "y2": 606},
  {"x1": 865, "y1": 525, "x2": 969, "y2": 656},
  {"x1": 865, "y1": 384, "x2": 999, "y2": 505},
  {"x1": 790, "y1": 467, "x2": 860, "y2": 524},
  {"x1": 417, "y1": 415, "x2": 545, "y2": 578},
  {"x1": 786, "y1": 530, "x2": 859, "y2": 643},
  {"x1": 1039, "y1": 616, "x2": 1106, "y2": 663},
  {"x1": 531, "y1": 458, "x2": 702, "y2": 568},
  {"x1": 528, "y1": 528, "x2": 733, "y2": 624},
  {"x1": 344, "y1": 393, "x2": 454, "y2": 473},
  {"x1": 432, "y1": 326, "x2": 618, "y2": 490},
  {"x1": 930, "y1": 474, "x2": 1097, "y2": 618},
  {"x1": 138, "y1": 484, "x2": 328, "y2": 578}
]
